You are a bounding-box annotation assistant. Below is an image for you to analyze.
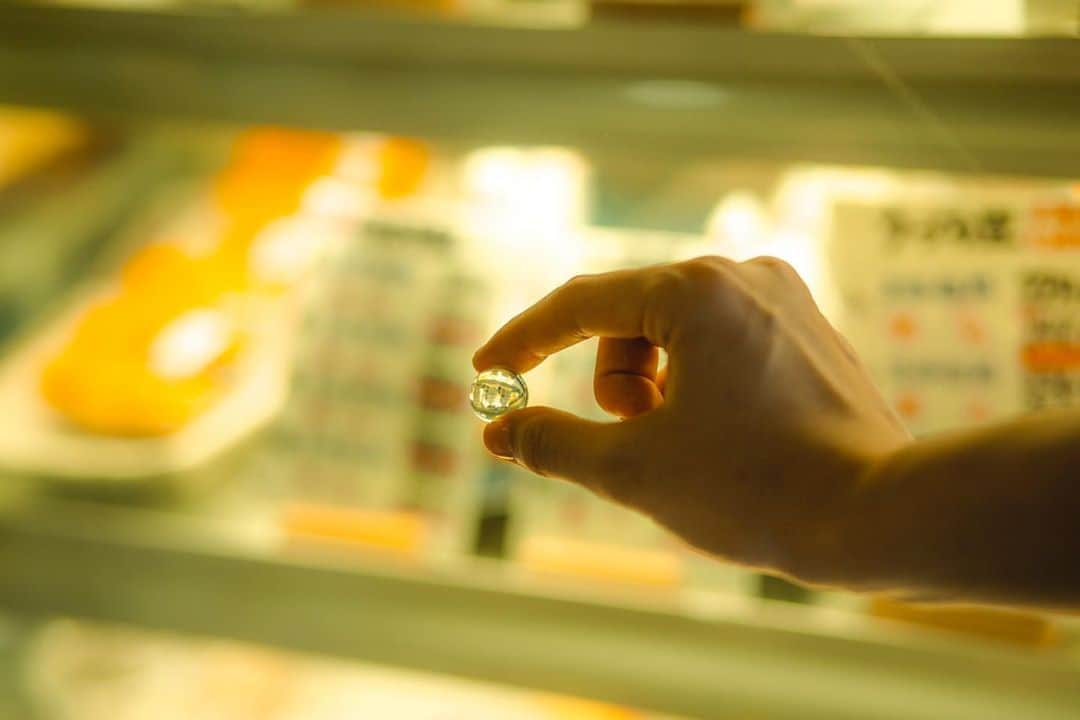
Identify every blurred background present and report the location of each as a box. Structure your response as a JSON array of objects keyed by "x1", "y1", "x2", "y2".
[{"x1": 0, "y1": 0, "x2": 1079, "y2": 718}]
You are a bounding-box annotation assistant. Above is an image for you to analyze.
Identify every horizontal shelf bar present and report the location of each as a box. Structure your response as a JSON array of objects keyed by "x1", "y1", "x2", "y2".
[
  {"x1": 2, "y1": 5, "x2": 1080, "y2": 83},
  {"x1": 0, "y1": 6, "x2": 1078, "y2": 177},
  {"x1": 0, "y1": 495, "x2": 1078, "y2": 719}
]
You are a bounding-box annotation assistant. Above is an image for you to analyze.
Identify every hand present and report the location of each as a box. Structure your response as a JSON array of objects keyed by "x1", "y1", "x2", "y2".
[{"x1": 473, "y1": 256, "x2": 911, "y2": 582}]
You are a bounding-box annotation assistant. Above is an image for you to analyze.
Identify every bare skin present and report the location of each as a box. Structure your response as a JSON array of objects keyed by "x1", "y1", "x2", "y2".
[{"x1": 473, "y1": 256, "x2": 1080, "y2": 612}]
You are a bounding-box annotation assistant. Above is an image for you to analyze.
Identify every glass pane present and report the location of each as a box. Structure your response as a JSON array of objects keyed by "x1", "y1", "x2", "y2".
[{"x1": 0, "y1": 105, "x2": 1077, "y2": 717}]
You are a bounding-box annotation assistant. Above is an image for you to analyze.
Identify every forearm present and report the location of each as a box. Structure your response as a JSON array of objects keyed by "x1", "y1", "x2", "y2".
[{"x1": 807, "y1": 410, "x2": 1080, "y2": 611}]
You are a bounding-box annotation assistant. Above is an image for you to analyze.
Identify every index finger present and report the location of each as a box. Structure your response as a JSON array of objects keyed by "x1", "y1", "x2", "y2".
[{"x1": 473, "y1": 265, "x2": 674, "y2": 373}]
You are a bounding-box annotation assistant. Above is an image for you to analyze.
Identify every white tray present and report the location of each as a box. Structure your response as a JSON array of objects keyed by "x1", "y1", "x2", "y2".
[{"x1": 0, "y1": 292, "x2": 292, "y2": 483}]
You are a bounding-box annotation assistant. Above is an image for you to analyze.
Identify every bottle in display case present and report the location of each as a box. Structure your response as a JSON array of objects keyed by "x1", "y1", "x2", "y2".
[{"x1": 266, "y1": 204, "x2": 493, "y2": 559}]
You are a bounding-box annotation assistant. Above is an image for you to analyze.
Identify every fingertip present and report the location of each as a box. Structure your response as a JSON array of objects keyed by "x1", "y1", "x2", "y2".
[
  {"x1": 482, "y1": 419, "x2": 514, "y2": 460},
  {"x1": 481, "y1": 406, "x2": 644, "y2": 490},
  {"x1": 472, "y1": 347, "x2": 537, "y2": 376},
  {"x1": 472, "y1": 342, "x2": 499, "y2": 372}
]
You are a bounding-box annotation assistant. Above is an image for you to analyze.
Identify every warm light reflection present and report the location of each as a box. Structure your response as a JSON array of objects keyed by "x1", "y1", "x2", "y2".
[
  {"x1": 302, "y1": 176, "x2": 374, "y2": 221},
  {"x1": 461, "y1": 146, "x2": 589, "y2": 334},
  {"x1": 705, "y1": 191, "x2": 769, "y2": 261},
  {"x1": 250, "y1": 215, "x2": 347, "y2": 288},
  {"x1": 149, "y1": 308, "x2": 234, "y2": 381},
  {"x1": 461, "y1": 146, "x2": 588, "y2": 237},
  {"x1": 768, "y1": 166, "x2": 904, "y2": 314}
]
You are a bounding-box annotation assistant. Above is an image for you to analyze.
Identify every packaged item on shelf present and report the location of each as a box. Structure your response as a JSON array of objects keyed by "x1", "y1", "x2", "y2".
[
  {"x1": 1018, "y1": 189, "x2": 1080, "y2": 411},
  {"x1": 24, "y1": 620, "x2": 674, "y2": 720},
  {"x1": 270, "y1": 211, "x2": 450, "y2": 554},
  {"x1": 242, "y1": 141, "x2": 571, "y2": 562},
  {"x1": 869, "y1": 597, "x2": 1058, "y2": 648},
  {"x1": 284, "y1": 218, "x2": 445, "y2": 502},
  {"x1": 263, "y1": 191, "x2": 490, "y2": 559},
  {"x1": 409, "y1": 268, "x2": 493, "y2": 557},
  {"x1": 824, "y1": 170, "x2": 1080, "y2": 436},
  {"x1": 0, "y1": 127, "x2": 432, "y2": 481},
  {"x1": 39, "y1": 243, "x2": 246, "y2": 436},
  {"x1": 26, "y1": 621, "x2": 298, "y2": 720},
  {"x1": 33, "y1": 127, "x2": 349, "y2": 437}
]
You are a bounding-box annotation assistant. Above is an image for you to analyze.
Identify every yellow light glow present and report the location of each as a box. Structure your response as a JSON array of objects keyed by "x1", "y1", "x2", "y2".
[
  {"x1": 705, "y1": 191, "x2": 770, "y2": 261},
  {"x1": 149, "y1": 308, "x2": 234, "y2": 381},
  {"x1": 302, "y1": 177, "x2": 374, "y2": 221},
  {"x1": 461, "y1": 146, "x2": 588, "y2": 238},
  {"x1": 250, "y1": 215, "x2": 345, "y2": 288}
]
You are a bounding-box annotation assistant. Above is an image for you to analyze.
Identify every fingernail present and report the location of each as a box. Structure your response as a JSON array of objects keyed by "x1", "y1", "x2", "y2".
[{"x1": 484, "y1": 420, "x2": 514, "y2": 460}]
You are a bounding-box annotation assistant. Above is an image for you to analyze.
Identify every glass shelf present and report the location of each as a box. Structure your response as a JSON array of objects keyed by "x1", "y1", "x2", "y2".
[
  {"x1": 0, "y1": 480, "x2": 1078, "y2": 720},
  {"x1": 1, "y1": 4, "x2": 1078, "y2": 177}
]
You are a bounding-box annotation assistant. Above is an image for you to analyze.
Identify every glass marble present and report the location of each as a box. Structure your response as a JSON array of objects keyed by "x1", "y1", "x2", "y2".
[{"x1": 469, "y1": 367, "x2": 528, "y2": 422}]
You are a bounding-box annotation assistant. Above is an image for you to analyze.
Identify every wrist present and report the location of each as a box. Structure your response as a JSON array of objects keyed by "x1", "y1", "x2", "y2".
[{"x1": 780, "y1": 440, "x2": 905, "y2": 590}]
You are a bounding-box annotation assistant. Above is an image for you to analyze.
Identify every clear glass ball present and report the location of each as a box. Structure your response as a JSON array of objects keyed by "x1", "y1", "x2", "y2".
[{"x1": 469, "y1": 367, "x2": 528, "y2": 422}]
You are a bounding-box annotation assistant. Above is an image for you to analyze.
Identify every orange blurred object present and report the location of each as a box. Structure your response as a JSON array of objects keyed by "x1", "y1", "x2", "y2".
[
  {"x1": 1021, "y1": 342, "x2": 1080, "y2": 372},
  {"x1": 37, "y1": 126, "x2": 407, "y2": 436},
  {"x1": 226, "y1": 127, "x2": 344, "y2": 178},
  {"x1": 532, "y1": 694, "x2": 642, "y2": 720},
  {"x1": 376, "y1": 137, "x2": 429, "y2": 199},
  {"x1": 213, "y1": 168, "x2": 311, "y2": 229},
  {"x1": 280, "y1": 503, "x2": 429, "y2": 555},
  {"x1": 518, "y1": 536, "x2": 682, "y2": 588},
  {"x1": 40, "y1": 251, "x2": 242, "y2": 436},
  {"x1": 870, "y1": 598, "x2": 1058, "y2": 648},
  {"x1": 41, "y1": 350, "x2": 219, "y2": 436},
  {"x1": 121, "y1": 242, "x2": 245, "y2": 304},
  {"x1": 213, "y1": 127, "x2": 344, "y2": 226}
]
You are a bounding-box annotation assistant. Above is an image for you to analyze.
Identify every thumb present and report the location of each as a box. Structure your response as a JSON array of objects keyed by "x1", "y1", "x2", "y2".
[{"x1": 483, "y1": 406, "x2": 638, "y2": 491}]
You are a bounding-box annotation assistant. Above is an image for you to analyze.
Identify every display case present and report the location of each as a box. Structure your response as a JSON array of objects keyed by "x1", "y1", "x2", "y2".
[{"x1": 0, "y1": 1, "x2": 1079, "y2": 718}]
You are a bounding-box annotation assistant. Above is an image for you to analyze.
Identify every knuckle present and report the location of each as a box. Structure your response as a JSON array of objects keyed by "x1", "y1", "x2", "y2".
[
  {"x1": 561, "y1": 273, "x2": 593, "y2": 294},
  {"x1": 648, "y1": 258, "x2": 729, "y2": 306},
  {"x1": 642, "y1": 269, "x2": 693, "y2": 343},
  {"x1": 644, "y1": 267, "x2": 688, "y2": 313},
  {"x1": 684, "y1": 254, "x2": 733, "y2": 276},
  {"x1": 756, "y1": 257, "x2": 790, "y2": 272},
  {"x1": 557, "y1": 274, "x2": 596, "y2": 338},
  {"x1": 693, "y1": 254, "x2": 736, "y2": 268},
  {"x1": 680, "y1": 257, "x2": 734, "y2": 297},
  {"x1": 642, "y1": 259, "x2": 740, "y2": 343},
  {"x1": 750, "y1": 255, "x2": 800, "y2": 281}
]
